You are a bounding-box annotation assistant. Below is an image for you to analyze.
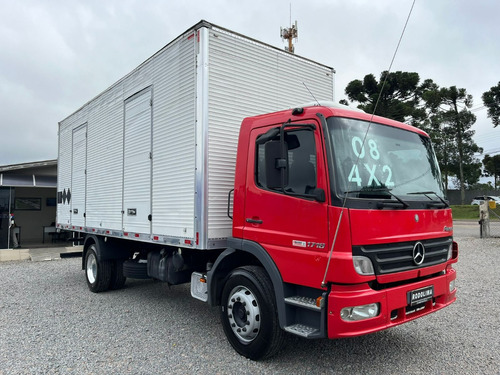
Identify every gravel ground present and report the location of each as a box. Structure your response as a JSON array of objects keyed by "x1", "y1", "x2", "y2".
[{"x1": 1, "y1": 224, "x2": 499, "y2": 374}]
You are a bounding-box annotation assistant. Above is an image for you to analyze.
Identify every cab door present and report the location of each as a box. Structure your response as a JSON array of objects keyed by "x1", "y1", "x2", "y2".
[{"x1": 243, "y1": 122, "x2": 330, "y2": 287}]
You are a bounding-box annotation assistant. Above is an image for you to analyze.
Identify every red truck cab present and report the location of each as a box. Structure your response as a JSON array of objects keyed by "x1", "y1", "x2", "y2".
[{"x1": 216, "y1": 103, "x2": 457, "y2": 359}]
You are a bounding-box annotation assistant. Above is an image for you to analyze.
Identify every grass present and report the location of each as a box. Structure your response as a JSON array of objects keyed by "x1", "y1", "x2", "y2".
[{"x1": 451, "y1": 205, "x2": 500, "y2": 220}]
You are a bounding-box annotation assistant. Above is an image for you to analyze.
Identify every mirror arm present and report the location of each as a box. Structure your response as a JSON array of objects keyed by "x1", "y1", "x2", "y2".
[{"x1": 282, "y1": 188, "x2": 326, "y2": 203}]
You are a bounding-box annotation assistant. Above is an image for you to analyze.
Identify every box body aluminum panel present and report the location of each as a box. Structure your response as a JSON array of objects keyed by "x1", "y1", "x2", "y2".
[{"x1": 57, "y1": 21, "x2": 334, "y2": 249}]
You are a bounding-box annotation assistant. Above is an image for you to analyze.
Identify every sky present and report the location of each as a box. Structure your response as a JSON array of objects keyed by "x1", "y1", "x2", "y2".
[{"x1": 1, "y1": 0, "x2": 499, "y2": 169}]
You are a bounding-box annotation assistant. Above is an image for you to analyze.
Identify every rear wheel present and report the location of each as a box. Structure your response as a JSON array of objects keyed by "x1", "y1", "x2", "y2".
[
  {"x1": 220, "y1": 266, "x2": 285, "y2": 360},
  {"x1": 85, "y1": 244, "x2": 112, "y2": 293},
  {"x1": 109, "y1": 259, "x2": 127, "y2": 290},
  {"x1": 123, "y1": 259, "x2": 149, "y2": 279}
]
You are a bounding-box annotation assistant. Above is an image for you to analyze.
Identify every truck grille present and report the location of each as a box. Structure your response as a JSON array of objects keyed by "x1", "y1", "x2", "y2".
[{"x1": 353, "y1": 237, "x2": 452, "y2": 275}]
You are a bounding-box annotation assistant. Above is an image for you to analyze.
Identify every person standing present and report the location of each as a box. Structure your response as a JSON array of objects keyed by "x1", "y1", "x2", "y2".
[{"x1": 9, "y1": 214, "x2": 19, "y2": 248}]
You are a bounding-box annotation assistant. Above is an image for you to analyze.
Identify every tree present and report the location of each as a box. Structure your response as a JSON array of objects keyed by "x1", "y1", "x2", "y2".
[
  {"x1": 482, "y1": 154, "x2": 500, "y2": 189},
  {"x1": 425, "y1": 115, "x2": 457, "y2": 192},
  {"x1": 344, "y1": 71, "x2": 423, "y2": 122},
  {"x1": 436, "y1": 86, "x2": 482, "y2": 202},
  {"x1": 482, "y1": 82, "x2": 500, "y2": 127}
]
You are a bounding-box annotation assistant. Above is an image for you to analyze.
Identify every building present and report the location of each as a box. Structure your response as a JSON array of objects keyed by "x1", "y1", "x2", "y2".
[{"x1": 0, "y1": 160, "x2": 57, "y2": 248}]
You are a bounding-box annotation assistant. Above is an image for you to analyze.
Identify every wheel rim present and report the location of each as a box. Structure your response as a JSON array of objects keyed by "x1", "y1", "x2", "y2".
[
  {"x1": 226, "y1": 285, "x2": 261, "y2": 343},
  {"x1": 86, "y1": 251, "x2": 97, "y2": 284}
]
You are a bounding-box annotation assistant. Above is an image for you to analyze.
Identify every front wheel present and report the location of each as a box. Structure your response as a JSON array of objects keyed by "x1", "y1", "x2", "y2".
[
  {"x1": 220, "y1": 266, "x2": 285, "y2": 360},
  {"x1": 85, "y1": 244, "x2": 112, "y2": 293}
]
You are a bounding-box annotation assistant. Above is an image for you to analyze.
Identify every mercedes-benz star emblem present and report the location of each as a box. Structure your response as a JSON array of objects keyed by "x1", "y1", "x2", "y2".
[{"x1": 413, "y1": 242, "x2": 425, "y2": 265}]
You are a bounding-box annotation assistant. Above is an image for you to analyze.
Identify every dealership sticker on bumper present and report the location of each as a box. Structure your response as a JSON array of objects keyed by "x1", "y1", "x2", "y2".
[{"x1": 407, "y1": 285, "x2": 434, "y2": 306}]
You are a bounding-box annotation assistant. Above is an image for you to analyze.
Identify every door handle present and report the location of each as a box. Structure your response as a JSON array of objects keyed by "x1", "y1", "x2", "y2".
[{"x1": 246, "y1": 218, "x2": 263, "y2": 224}]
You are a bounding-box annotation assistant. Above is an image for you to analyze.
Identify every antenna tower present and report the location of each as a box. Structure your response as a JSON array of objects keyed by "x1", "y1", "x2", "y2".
[{"x1": 280, "y1": 15, "x2": 298, "y2": 53}]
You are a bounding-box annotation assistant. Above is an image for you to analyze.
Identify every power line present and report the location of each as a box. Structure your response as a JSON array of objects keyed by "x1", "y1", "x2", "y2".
[
  {"x1": 474, "y1": 132, "x2": 500, "y2": 141},
  {"x1": 471, "y1": 105, "x2": 486, "y2": 113},
  {"x1": 321, "y1": 0, "x2": 416, "y2": 289},
  {"x1": 474, "y1": 148, "x2": 500, "y2": 157}
]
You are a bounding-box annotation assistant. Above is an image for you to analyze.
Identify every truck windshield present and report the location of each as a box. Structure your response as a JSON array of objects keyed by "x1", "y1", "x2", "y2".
[{"x1": 327, "y1": 117, "x2": 444, "y2": 202}]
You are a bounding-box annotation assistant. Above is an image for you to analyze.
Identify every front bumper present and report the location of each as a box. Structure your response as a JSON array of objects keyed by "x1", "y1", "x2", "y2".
[{"x1": 327, "y1": 267, "x2": 456, "y2": 338}]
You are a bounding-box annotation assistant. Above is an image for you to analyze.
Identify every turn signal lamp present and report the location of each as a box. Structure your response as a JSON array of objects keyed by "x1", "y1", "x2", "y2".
[
  {"x1": 316, "y1": 296, "x2": 323, "y2": 308},
  {"x1": 449, "y1": 279, "x2": 456, "y2": 293}
]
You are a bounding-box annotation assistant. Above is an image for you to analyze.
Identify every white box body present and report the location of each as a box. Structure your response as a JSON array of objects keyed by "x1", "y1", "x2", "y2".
[{"x1": 57, "y1": 21, "x2": 334, "y2": 250}]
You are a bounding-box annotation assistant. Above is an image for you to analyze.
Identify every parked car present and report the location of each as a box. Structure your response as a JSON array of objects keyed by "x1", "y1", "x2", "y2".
[{"x1": 471, "y1": 196, "x2": 500, "y2": 205}]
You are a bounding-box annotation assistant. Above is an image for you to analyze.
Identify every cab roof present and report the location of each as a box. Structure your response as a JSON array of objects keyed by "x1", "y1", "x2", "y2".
[{"x1": 243, "y1": 101, "x2": 429, "y2": 138}]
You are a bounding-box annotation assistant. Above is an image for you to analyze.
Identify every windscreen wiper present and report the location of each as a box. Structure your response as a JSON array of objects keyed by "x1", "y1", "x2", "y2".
[
  {"x1": 344, "y1": 188, "x2": 409, "y2": 209},
  {"x1": 407, "y1": 191, "x2": 449, "y2": 208}
]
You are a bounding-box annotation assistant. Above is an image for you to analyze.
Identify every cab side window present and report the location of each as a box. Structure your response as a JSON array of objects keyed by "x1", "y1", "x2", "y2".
[{"x1": 256, "y1": 129, "x2": 316, "y2": 195}]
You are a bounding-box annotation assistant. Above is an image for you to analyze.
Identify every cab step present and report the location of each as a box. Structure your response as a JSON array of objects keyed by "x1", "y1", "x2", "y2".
[
  {"x1": 284, "y1": 296, "x2": 321, "y2": 311},
  {"x1": 284, "y1": 324, "x2": 320, "y2": 338}
]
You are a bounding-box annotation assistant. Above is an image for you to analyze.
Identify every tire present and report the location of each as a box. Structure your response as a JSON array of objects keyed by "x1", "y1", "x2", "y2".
[
  {"x1": 220, "y1": 266, "x2": 285, "y2": 360},
  {"x1": 123, "y1": 260, "x2": 149, "y2": 279},
  {"x1": 85, "y1": 245, "x2": 112, "y2": 293},
  {"x1": 109, "y1": 259, "x2": 127, "y2": 290}
]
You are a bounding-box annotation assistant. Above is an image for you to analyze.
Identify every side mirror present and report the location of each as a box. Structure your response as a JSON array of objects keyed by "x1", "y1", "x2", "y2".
[
  {"x1": 265, "y1": 140, "x2": 288, "y2": 189},
  {"x1": 311, "y1": 188, "x2": 326, "y2": 203}
]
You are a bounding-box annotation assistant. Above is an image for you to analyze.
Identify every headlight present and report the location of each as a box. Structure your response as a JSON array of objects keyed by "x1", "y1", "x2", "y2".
[
  {"x1": 341, "y1": 303, "x2": 380, "y2": 321},
  {"x1": 353, "y1": 256, "x2": 375, "y2": 275}
]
